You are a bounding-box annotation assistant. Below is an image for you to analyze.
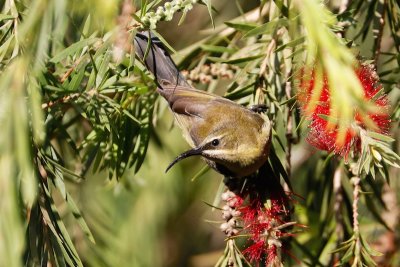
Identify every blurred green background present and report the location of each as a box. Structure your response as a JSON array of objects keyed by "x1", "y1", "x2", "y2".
[
  {"x1": 1, "y1": 0, "x2": 399, "y2": 266},
  {"x1": 55, "y1": 1, "x2": 262, "y2": 266}
]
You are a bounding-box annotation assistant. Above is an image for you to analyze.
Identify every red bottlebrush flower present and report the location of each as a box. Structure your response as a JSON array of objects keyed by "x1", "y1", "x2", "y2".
[
  {"x1": 233, "y1": 192, "x2": 290, "y2": 266},
  {"x1": 242, "y1": 240, "x2": 265, "y2": 263},
  {"x1": 297, "y1": 62, "x2": 390, "y2": 157},
  {"x1": 220, "y1": 170, "x2": 300, "y2": 266}
]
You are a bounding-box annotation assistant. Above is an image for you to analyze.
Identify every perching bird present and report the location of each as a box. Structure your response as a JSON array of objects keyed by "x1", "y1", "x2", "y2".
[{"x1": 134, "y1": 31, "x2": 272, "y2": 179}]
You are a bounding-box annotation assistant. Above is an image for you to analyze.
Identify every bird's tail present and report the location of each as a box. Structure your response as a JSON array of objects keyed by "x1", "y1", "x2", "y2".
[{"x1": 133, "y1": 31, "x2": 189, "y2": 88}]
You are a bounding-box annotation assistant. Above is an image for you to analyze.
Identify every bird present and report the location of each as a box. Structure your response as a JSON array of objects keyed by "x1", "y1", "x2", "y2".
[{"x1": 133, "y1": 31, "x2": 272, "y2": 179}]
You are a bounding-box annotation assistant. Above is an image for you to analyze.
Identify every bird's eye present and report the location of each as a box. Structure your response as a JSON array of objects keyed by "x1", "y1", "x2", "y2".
[{"x1": 211, "y1": 139, "x2": 220, "y2": 146}]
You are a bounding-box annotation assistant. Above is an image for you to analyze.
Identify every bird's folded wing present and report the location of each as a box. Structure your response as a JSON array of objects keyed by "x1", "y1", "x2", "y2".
[
  {"x1": 157, "y1": 84, "x2": 236, "y2": 118},
  {"x1": 134, "y1": 32, "x2": 189, "y2": 87}
]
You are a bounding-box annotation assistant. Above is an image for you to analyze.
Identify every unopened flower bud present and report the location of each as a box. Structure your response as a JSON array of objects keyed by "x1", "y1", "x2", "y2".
[
  {"x1": 222, "y1": 210, "x2": 232, "y2": 220},
  {"x1": 189, "y1": 71, "x2": 199, "y2": 81},
  {"x1": 221, "y1": 191, "x2": 236, "y2": 201},
  {"x1": 220, "y1": 222, "x2": 229, "y2": 232},
  {"x1": 231, "y1": 228, "x2": 239, "y2": 235},
  {"x1": 227, "y1": 218, "x2": 237, "y2": 227},
  {"x1": 156, "y1": 6, "x2": 164, "y2": 16},
  {"x1": 228, "y1": 198, "x2": 239, "y2": 208},
  {"x1": 231, "y1": 210, "x2": 241, "y2": 217},
  {"x1": 200, "y1": 64, "x2": 210, "y2": 74}
]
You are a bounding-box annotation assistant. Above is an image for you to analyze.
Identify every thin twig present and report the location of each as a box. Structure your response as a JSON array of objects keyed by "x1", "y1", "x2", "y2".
[
  {"x1": 256, "y1": 38, "x2": 276, "y2": 105},
  {"x1": 338, "y1": 0, "x2": 349, "y2": 13},
  {"x1": 373, "y1": 0, "x2": 387, "y2": 64},
  {"x1": 335, "y1": 0, "x2": 349, "y2": 38},
  {"x1": 352, "y1": 175, "x2": 361, "y2": 264},
  {"x1": 332, "y1": 165, "x2": 343, "y2": 264},
  {"x1": 259, "y1": 39, "x2": 276, "y2": 78},
  {"x1": 113, "y1": 0, "x2": 135, "y2": 63},
  {"x1": 227, "y1": 239, "x2": 236, "y2": 267},
  {"x1": 285, "y1": 70, "x2": 293, "y2": 179},
  {"x1": 41, "y1": 88, "x2": 97, "y2": 109},
  {"x1": 352, "y1": 176, "x2": 360, "y2": 234}
]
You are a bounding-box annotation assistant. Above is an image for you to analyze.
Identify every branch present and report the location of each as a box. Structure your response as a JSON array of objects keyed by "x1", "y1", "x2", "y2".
[
  {"x1": 373, "y1": 0, "x2": 387, "y2": 64},
  {"x1": 352, "y1": 175, "x2": 361, "y2": 263},
  {"x1": 41, "y1": 88, "x2": 97, "y2": 109},
  {"x1": 333, "y1": 166, "x2": 343, "y2": 264}
]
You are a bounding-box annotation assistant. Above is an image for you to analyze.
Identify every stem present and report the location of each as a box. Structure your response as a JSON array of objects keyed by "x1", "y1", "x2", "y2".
[
  {"x1": 374, "y1": 0, "x2": 387, "y2": 64},
  {"x1": 338, "y1": 0, "x2": 349, "y2": 13},
  {"x1": 285, "y1": 70, "x2": 293, "y2": 180},
  {"x1": 259, "y1": 39, "x2": 276, "y2": 79},
  {"x1": 336, "y1": 0, "x2": 349, "y2": 39},
  {"x1": 332, "y1": 166, "x2": 343, "y2": 264},
  {"x1": 352, "y1": 176, "x2": 360, "y2": 234},
  {"x1": 352, "y1": 175, "x2": 361, "y2": 266},
  {"x1": 41, "y1": 88, "x2": 97, "y2": 109},
  {"x1": 227, "y1": 239, "x2": 235, "y2": 267}
]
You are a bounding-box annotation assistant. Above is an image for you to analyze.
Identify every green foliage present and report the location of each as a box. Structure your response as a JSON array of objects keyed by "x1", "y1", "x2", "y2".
[
  {"x1": 1, "y1": 0, "x2": 156, "y2": 266},
  {"x1": 0, "y1": 0, "x2": 399, "y2": 266}
]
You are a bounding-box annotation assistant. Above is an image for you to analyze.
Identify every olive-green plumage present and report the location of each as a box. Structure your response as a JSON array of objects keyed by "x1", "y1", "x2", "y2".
[{"x1": 134, "y1": 32, "x2": 271, "y2": 178}]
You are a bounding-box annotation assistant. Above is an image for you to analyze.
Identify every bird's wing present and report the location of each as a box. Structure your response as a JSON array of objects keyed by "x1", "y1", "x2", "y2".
[
  {"x1": 157, "y1": 83, "x2": 239, "y2": 117},
  {"x1": 134, "y1": 32, "x2": 190, "y2": 87}
]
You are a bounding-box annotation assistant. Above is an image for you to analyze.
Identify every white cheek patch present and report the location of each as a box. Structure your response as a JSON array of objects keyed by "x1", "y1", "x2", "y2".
[{"x1": 203, "y1": 146, "x2": 260, "y2": 165}]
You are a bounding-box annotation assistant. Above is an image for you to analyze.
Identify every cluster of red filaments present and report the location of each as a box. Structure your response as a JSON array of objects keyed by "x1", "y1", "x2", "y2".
[
  {"x1": 297, "y1": 62, "x2": 390, "y2": 157},
  {"x1": 225, "y1": 192, "x2": 292, "y2": 266}
]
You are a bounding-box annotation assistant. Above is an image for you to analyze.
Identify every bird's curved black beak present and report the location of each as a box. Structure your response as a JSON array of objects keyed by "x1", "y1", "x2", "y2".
[{"x1": 165, "y1": 146, "x2": 203, "y2": 173}]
